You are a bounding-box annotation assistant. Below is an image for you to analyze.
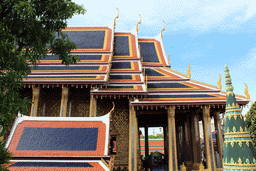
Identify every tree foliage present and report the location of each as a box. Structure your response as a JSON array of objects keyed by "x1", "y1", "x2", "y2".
[
  {"x1": 0, "y1": 0, "x2": 85, "y2": 169},
  {"x1": 245, "y1": 101, "x2": 256, "y2": 148}
]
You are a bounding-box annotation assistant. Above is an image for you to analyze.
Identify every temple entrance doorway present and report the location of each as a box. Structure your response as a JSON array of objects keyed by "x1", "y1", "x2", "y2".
[{"x1": 137, "y1": 113, "x2": 168, "y2": 170}]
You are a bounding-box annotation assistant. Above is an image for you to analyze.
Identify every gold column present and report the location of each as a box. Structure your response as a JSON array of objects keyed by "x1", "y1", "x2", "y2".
[
  {"x1": 191, "y1": 111, "x2": 201, "y2": 169},
  {"x1": 168, "y1": 106, "x2": 178, "y2": 171},
  {"x1": 129, "y1": 102, "x2": 137, "y2": 171},
  {"x1": 59, "y1": 86, "x2": 69, "y2": 117},
  {"x1": 30, "y1": 86, "x2": 40, "y2": 117},
  {"x1": 202, "y1": 106, "x2": 216, "y2": 171},
  {"x1": 89, "y1": 94, "x2": 97, "y2": 117},
  {"x1": 214, "y1": 111, "x2": 223, "y2": 166}
]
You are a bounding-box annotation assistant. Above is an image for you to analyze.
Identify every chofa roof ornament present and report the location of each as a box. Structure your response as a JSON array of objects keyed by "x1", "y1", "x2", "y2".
[
  {"x1": 136, "y1": 14, "x2": 141, "y2": 32},
  {"x1": 217, "y1": 73, "x2": 222, "y2": 89},
  {"x1": 114, "y1": 8, "x2": 119, "y2": 29},
  {"x1": 160, "y1": 20, "x2": 166, "y2": 38},
  {"x1": 187, "y1": 63, "x2": 191, "y2": 78},
  {"x1": 244, "y1": 83, "x2": 250, "y2": 99}
]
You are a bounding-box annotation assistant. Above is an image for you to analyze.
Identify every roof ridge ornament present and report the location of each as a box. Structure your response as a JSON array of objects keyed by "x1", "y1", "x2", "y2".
[
  {"x1": 136, "y1": 14, "x2": 141, "y2": 32},
  {"x1": 244, "y1": 83, "x2": 250, "y2": 99},
  {"x1": 168, "y1": 52, "x2": 170, "y2": 66},
  {"x1": 114, "y1": 8, "x2": 119, "y2": 29},
  {"x1": 217, "y1": 73, "x2": 222, "y2": 89},
  {"x1": 187, "y1": 63, "x2": 191, "y2": 78},
  {"x1": 160, "y1": 20, "x2": 166, "y2": 38}
]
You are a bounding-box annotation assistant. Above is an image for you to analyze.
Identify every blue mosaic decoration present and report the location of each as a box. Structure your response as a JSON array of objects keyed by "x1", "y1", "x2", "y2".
[
  {"x1": 16, "y1": 128, "x2": 98, "y2": 151},
  {"x1": 111, "y1": 62, "x2": 131, "y2": 69},
  {"x1": 114, "y1": 36, "x2": 130, "y2": 56},
  {"x1": 42, "y1": 55, "x2": 103, "y2": 61},
  {"x1": 148, "y1": 83, "x2": 191, "y2": 89},
  {"x1": 106, "y1": 85, "x2": 134, "y2": 89},
  {"x1": 139, "y1": 42, "x2": 159, "y2": 62},
  {"x1": 63, "y1": 31, "x2": 105, "y2": 49},
  {"x1": 26, "y1": 75, "x2": 97, "y2": 79},
  {"x1": 109, "y1": 75, "x2": 133, "y2": 80},
  {"x1": 145, "y1": 68, "x2": 164, "y2": 76},
  {"x1": 30, "y1": 65, "x2": 100, "y2": 71},
  {"x1": 9, "y1": 162, "x2": 93, "y2": 167},
  {"x1": 146, "y1": 94, "x2": 215, "y2": 99}
]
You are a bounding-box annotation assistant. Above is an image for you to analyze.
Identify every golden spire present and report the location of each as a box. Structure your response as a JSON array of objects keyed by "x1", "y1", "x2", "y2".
[
  {"x1": 136, "y1": 14, "x2": 141, "y2": 32},
  {"x1": 244, "y1": 83, "x2": 250, "y2": 99},
  {"x1": 217, "y1": 73, "x2": 222, "y2": 89},
  {"x1": 251, "y1": 98, "x2": 253, "y2": 106},
  {"x1": 187, "y1": 63, "x2": 191, "y2": 78},
  {"x1": 114, "y1": 8, "x2": 119, "y2": 28},
  {"x1": 160, "y1": 20, "x2": 166, "y2": 38}
]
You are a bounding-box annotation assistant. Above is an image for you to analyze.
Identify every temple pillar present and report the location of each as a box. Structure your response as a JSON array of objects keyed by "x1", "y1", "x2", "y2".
[
  {"x1": 184, "y1": 115, "x2": 193, "y2": 168},
  {"x1": 59, "y1": 86, "x2": 69, "y2": 117},
  {"x1": 89, "y1": 94, "x2": 97, "y2": 117},
  {"x1": 191, "y1": 111, "x2": 201, "y2": 169},
  {"x1": 129, "y1": 102, "x2": 138, "y2": 171},
  {"x1": 164, "y1": 125, "x2": 168, "y2": 165},
  {"x1": 202, "y1": 106, "x2": 216, "y2": 171},
  {"x1": 167, "y1": 106, "x2": 178, "y2": 171},
  {"x1": 145, "y1": 125, "x2": 149, "y2": 161},
  {"x1": 30, "y1": 86, "x2": 40, "y2": 117},
  {"x1": 214, "y1": 111, "x2": 223, "y2": 167}
]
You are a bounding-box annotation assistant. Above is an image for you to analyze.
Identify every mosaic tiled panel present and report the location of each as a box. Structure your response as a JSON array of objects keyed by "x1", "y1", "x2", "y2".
[
  {"x1": 8, "y1": 121, "x2": 106, "y2": 157},
  {"x1": 139, "y1": 39, "x2": 167, "y2": 66},
  {"x1": 97, "y1": 99, "x2": 129, "y2": 165},
  {"x1": 145, "y1": 68, "x2": 186, "y2": 81},
  {"x1": 37, "y1": 88, "x2": 61, "y2": 117},
  {"x1": 62, "y1": 27, "x2": 112, "y2": 52},
  {"x1": 36, "y1": 55, "x2": 110, "y2": 64},
  {"x1": 113, "y1": 33, "x2": 139, "y2": 60},
  {"x1": 7, "y1": 162, "x2": 105, "y2": 171}
]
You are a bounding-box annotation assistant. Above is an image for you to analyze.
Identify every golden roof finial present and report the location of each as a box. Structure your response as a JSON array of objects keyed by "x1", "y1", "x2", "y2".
[
  {"x1": 244, "y1": 83, "x2": 250, "y2": 99},
  {"x1": 217, "y1": 73, "x2": 222, "y2": 89},
  {"x1": 161, "y1": 20, "x2": 166, "y2": 38},
  {"x1": 114, "y1": 8, "x2": 119, "y2": 28},
  {"x1": 187, "y1": 63, "x2": 191, "y2": 78},
  {"x1": 136, "y1": 14, "x2": 141, "y2": 32},
  {"x1": 251, "y1": 98, "x2": 254, "y2": 106},
  {"x1": 168, "y1": 52, "x2": 170, "y2": 65}
]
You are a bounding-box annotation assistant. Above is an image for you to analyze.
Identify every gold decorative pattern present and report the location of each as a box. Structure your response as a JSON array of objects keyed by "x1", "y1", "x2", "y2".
[
  {"x1": 187, "y1": 63, "x2": 191, "y2": 78},
  {"x1": 217, "y1": 73, "x2": 222, "y2": 89},
  {"x1": 136, "y1": 14, "x2": 141, "y2": 32},
  {"x1": 160, "y1": 20, "x2": 166, "y2": 38},
  {"x1": 244, "y1": 83, "x2": 250, "y2": 99},
  {"x1": 114, "y1": 8, "x2": 119, "y2": 28}
]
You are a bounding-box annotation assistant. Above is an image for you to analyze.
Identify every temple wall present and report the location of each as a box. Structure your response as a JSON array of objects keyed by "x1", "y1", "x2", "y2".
[
  {"x1": 68, "y1": 87, "x2": 90, "y2": 117},
  {"x1": 97, "y1": 98, "x2": 130, "y2": 167},
  {"x1": 37, "y1": 88, "x2": 61, "y2": 117}
]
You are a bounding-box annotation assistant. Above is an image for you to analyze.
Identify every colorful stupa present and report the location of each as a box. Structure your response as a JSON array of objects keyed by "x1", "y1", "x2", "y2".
[{"x1": 223, "y1": 65, "x2": 256, "y2": 171}]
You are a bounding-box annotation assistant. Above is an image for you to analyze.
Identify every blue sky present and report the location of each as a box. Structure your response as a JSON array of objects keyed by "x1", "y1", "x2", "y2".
[{"x1": 68, "y1": 0, "x2": 256, "y2": 116}]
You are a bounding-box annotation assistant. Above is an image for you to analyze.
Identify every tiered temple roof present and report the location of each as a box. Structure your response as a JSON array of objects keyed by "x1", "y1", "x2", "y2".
[
  {"x1": 23, "y1": 22, "x2": 248, "y2": 107},
  {"x1": 5, "y1": 114, "x2": 111, "y2": 170}
]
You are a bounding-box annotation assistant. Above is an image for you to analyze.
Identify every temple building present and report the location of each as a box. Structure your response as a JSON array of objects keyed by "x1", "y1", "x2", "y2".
[{"x1": 5, "y1": 12, "x2": 253, "y2": 171}]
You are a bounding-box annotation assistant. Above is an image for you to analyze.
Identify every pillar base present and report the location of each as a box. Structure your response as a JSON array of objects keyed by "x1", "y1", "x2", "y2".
[
  {"x1": 185, "y1": 161, "x2": 194, "y2": 169},
  {"x1": 192, "y1": 162, "x2": 201, "y2": 170}
]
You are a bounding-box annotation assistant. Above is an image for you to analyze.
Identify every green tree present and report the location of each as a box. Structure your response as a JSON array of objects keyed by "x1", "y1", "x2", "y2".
[
  {"x1": 245, "y1": 101, "x2": 256, "y2": 148},
  {"x1": 0, "y1": 0, "x2": 85, "y2": 169}
]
